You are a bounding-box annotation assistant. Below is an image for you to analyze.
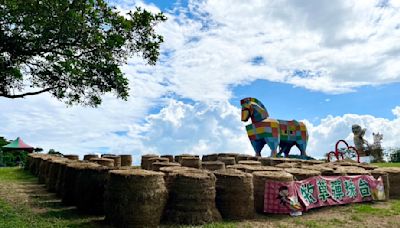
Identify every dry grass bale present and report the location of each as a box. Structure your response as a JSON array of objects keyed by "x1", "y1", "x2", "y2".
[
  {"x1": 253, "y1": 171, "x2": 294, "y2": 213},
  {"x1": 370, "y1": 169, "x2": 390, "y2": 201},
  {"x1": 152, "y1": 162, "x2": 181, "y2": 171},
  {"x1": 26, "y1": 153, "x2": 45, "y2": 174},
  {"x1": 358, "y1": 163, "x2": 379, "y2": 170},
  {"x1": 161, "y1": 155, "x2": 174, "y2": 162},
  {"x1": 89, "y1": 158, "x2": 114, "y2": 167},
  {"x1": 342, "y1": 166, "x2": 370, "y2": 175},
  {"x1": 146, "y1": 157, "x2": 170, "y2": 170},
  {"x1": 63, "y1": 154, "x2": 79, "y2": 160},
  {"x1": 226, "y1": 164, "x2": 249, "y2": 172},
  {"x1": 247, "y1": 156, "x2": 259, "y2": 161},
  {"x1": 202, "y1": 161, "x2": 225, "y2": 171},
  {"x1": 32, "y1": 155, "x2": 50, "y2": 176},
  {"x1": 275, "y1": 162, "x2": 301, "y2": 168},
  {"x1": 214, "y1": 169, "x2": 254, "y2": 220},
  {"x1": 238, "y1": 160, "x2": 261, "y2": 166},
  {"x1": 374, "y1": 167, "x2": 400, "y2": 199},
  {"x1": 202, "y1": 154, "x2": 219, "y2": 161},
  {"x1": 102, "y1": 155, "x2": 121, "y2": 167},
  {"x1": 217, "y1": 157, "x2": 236, "y2": 166},
  {"x1": 141, "y1": 154, "x2": 159, "y2": 169},
  {"x1": 301, "y1": 160, "x2": 325, "y2": 165},
  {"x1": 46, "y1": 159, "x2": 69, "y2": 192},
  {"x1": 38, "y1": 157, "x2": 58, "y2": 184},
  {"x1": 75, "y1": 165, "x2": 114, "y2": 215},
  {"x1": 55, "y1": 160, "x2": 76, "y2": 196},
  {"x1": 301, "y1": 165, "x2": 335, "y2": 176},
  {"x1": 332, "y1": 160, "x2": 358, "y2": 166},
  {"x1": 61, "y1": 162, "x2": 99, "y2": 206},
  {"x1": 259, "y1": 157, "x2": 299, "y2": 166},
  {"x1": 101, "y1": 153, "x2": 116, "y2": 157},
  {"x1": 284, "y1": 168, "x2": 321, "y2": 181},
  {"x1": 120, "y1": 154, "x2": 133, "y2": 166},
  {"x1": 83, "y1": 154, "x2": 99, "y2": 161},
  {"x1": 174, "y1": 154, "x2": 199, "y2": 163},
  {"x1": 236, "y1": 154, "x2": 251, "y2": 163},
  {"x1": 105, "y1": 169, "x2": 167, "y2": 228},
  {"x1": 163, "y1": 169, "x2": 222, "y2": 225},
  {"x1": 243, "y1": 166, "x2": 283, "y2": 173},
  {"x1": 218, "y1": 153, "x2": 239, "y2": 162},
  {"x1": 180, "y1": 157, "x2": 201, "y2": 168}
]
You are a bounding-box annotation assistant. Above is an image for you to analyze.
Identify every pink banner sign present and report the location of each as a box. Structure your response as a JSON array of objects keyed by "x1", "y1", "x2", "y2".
[{"x1": 264, "y1": 175, "x2": 385, "y2": 214}]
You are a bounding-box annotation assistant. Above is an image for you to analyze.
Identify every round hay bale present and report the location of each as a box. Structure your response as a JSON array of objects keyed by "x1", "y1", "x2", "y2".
[
  {"x1": 38, "y1": 157, "x2": 55, "y2": 184},
  {"x1": 163, "y1": 170, "x2": 222, "y2": 225},
  {"x1": 102, "y1": 155, "x2": 121, "y2": 167},
  {"x1": 284, "y1": 168, "x2": 321, "y2": 181},
  {"x1": 238, "y1": 160, "x2": 261, "y2": 166},
  {"x1": 370, "y1": 169, "x2": 390, "y2": 201},
  {"x1": 202, "y1": 154, "x2": 219, "y2": 162},
  {"x1": 236, "y1": 154, "x2": 251, "y2": 163},
  {"x1": 247, "y1": 156, "x2": 259, "y2": 161},
  {"x1": 46, "y1": 159, "x2": 68, "y2": 192},
  {"x1": 358, "y1": 163, "x2": 379, "y2": 170},
  {"x1": 217, "y1": 157, "x2": 236, "y2": 166},
  {"x1": 61, "y1": 162, "x2": 99, "y2": 206},
  {"x1": 75, "y1": 165, "x2": 114, "y2": 214},
  {"x1": 101, "y1": 153, "x2": 116, "y2": 157},
  {"x1": 152, "y1": 162, "x2": 181, "y2": 171},
  {"x1": 141, "y1": 154, "x2": 159, "y2": 170},
  {"x1": 63, "y1": 154, "x2": 79, "y2": 160},
  {"x1": 55, "y1": 160, "x2": 76, "y2": 196},
  {"x1": 120, "y1": 154, "x2": 133, "y2": 166},
  {"x1": 160, "y1": 155, "x2": 174, "y2": 162},
  {"x1": 343, "y1": 166, "x2": 370, "y2": 175},
  {"x1": 146, "y1": 157, "x2": 170, "y2": 170},
  {"x1": 301, "y1": 160, "x2": 325, "y2": 165},
  {"x1": 202, "y1": 161, "x2": 225, "y2": 171},
  {"x1": 83, "y1": 154, "x2": 99, "y2": 161},
  {"x1": 243, "y1": 165, "x2": 283, "y2": 173},
  {"x1": 32, "y1": 155, "x2": 47, "y2": 176},
  {"x1": 253, "y1": 171, "x2": 294, "y2": 213},
  {"x1": 259, "y1": 157, "x2": 297, "y2": 166},
  {"x1": 180, "y1": 157, "x2": 201, "y2": 169},
  {"x1": 174, "y1": 154, "x2": 199, "y2": 163},
  {"x1": 374, "y1": 167, "x2": 400, "y2": 199},
  {"x1": 275, "y1": 162, "x2": 301, "y2": 168},
  {"x1": 301, "y1": 165, "x2": 335, "y2": 176},
  {"x1": 27, "y1": 153, "x2": 45, "y2": 174},
  {"x1": 226, "y1": 164, "x2": 249, "y2": 172},
  {"x1": 105, "y1": 169, "x2": 167, "y2": 228},
  {"x1": 89, "y1": 158, "x2": 114, "y2": 167},
  {"x1": 214, "y1": 169, "x2": 254, "y2": 220}
]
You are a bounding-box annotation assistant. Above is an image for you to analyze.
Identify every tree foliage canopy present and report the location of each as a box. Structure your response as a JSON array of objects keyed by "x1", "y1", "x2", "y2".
[{"x1": 0, "y1": 0, "x2": 166, "y2": 106}]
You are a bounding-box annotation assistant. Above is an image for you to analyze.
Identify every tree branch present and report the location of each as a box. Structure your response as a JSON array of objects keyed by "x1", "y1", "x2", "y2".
[{"x1": 0, "y1": 87, "x2": 53, "y2": 98}]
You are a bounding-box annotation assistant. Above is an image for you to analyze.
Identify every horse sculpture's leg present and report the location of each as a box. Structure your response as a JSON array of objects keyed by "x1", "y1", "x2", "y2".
[
  {"x1": 296, "y1": 142, "x2": 307, "y2": 157},
  {"x1": 265, "y1": 138, "x2": 279, "y2": 157},
  {"x1": 251, "y1": 140, "x2": 265, "y2": 157}
]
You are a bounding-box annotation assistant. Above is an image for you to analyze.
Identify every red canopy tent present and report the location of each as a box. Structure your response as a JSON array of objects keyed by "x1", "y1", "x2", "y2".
[{"x1": 2, "y1": 137, "x2": 34, "y2": 153}]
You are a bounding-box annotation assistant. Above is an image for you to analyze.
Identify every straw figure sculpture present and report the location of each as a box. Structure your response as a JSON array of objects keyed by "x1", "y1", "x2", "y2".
[
  {"x1": 202, "y1": 154, "x2": 219, "y2": 162},
  {"x1": 241, "y1": 97, "x2": 308, "y2": 157},
  {"x1": 161, "y1": 155, "x2": 174, "y2": 162},
  {"x1": 83, "y1": 154, "x2": 99, "y2": 161},
  {"x1": 253, "y1": 171, "x2": 294, "y2": 213},
  {"x1": 374, "y1": 167, "x2": 400, "y2": 199},
  {"x1": 217, "y1": 157, "x2": 236, "y2": 166},
  {"x1": 370, "y1": 169, "x2": 390, "y2": 201},
  {"x1": 202, "y1": 161, "x2": 226, "y2": 171},
  {"x1": 214, "y1": 169, "x2": 254, "y2": 220},
  {"x1": 152, "y1": 162, "x2": 181, "y2": 171},
  {"x1": 104, "y1": 169, "x2": 167, "y2": 228},
  {"x1": 102, "y1": 155, "x2": 121, "y2": 167},
  {"x1": 238, "y1": 160, "x2": 261, "y2": 166},
  {"x1": 75, "y1": 165, "x2": 114, "y2": 214},
  {"x1": 141, "y1": 154, "x2": 159, "y2": 169},
  {"x1": 63, "y1": 154, "x2": 79, "y2": 160},
  {"x1": 61, "y1": 162, "x2": 99, "y2": 205},
  {"x1": 89, "y1": 158, "x2": 114, "y2": 167},
  {"x1": 120, "y1": 154, "x2": 133, "y2": 166},
  {"x1": 284, "y1": 168, "x2": 321, "y2": 181},
  {"x1": 163, "y1": 169, "x2": 222, "y2": 225},
  {"x1": 180, "y1": 157, "x2": 201, "y2": 168}
]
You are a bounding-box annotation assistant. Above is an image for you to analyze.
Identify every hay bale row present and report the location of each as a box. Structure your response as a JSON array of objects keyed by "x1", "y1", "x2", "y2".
[
  {"x1": 202, "y1": 161, "x2": 225, "y2": 171},
  {"x1": 63, "y1": 154, "x2": 79, "y2": 160},
  {"x1": 120, "y1": 154, "x2": 133, "y2": 166},
  {"x1": 141, "y1": 154, "x2": 160, "y2": 170},
  {"x1": 83, "y1": 154, "x2": 99, "y2": 161},
  {"x1": 214, "y1": 169, "x2": 254, "y2": 220},
  {"x1": 105, "y1": 169, "x2": 167, "y2": 228},
  {"x1": 259, "y1": 157, "x2": 299, "y2": 166},
  {"x1": 202, "y1": 154, "x2": 219, "y2": 161},
  {"x1": 217, "y1": 157, "x2": 236, "y2": 166},
  {"x1": 238, "y1": 160, "x2": 261, "y2": 166},
  {"x1": 161, "y1": 155, "x2": 174, "y2": 162},
  {"x1": 284, "y1": 168, "x2": 321, "y2": 181},
  {"x1": 253, "y1": 171, "x2": 294, "y2": 213},
  {"x1": 152, "y1": 162, "x2": 181, "y2": 171},
  {"x1": 163, "y1": 169, "x2": 222, "y2": 225}
]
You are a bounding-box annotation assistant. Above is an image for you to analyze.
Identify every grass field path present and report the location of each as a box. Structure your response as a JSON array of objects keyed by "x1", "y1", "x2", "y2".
[{"x1": 1, "y1": 167, "x2": 400, "y2": 228}]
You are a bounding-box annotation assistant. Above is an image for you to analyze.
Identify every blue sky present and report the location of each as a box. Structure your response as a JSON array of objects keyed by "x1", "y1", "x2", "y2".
[{"x1": 1, "y1": 0, "x2": 400, "y2": 163}]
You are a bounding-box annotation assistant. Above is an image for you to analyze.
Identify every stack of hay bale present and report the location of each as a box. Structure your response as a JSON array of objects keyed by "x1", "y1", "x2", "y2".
[
  {"x1": 202, "y1": 161, "x2": 225, "y2": 171},
  {"x1": 120, "y1": 154, "x2": 133, "y2": 166},
  {"x1": 180, "y1": 156, "x2": 201, "y2": 168},
  {"x1": 141, "y1": 154, "x2": 159, "y2": 170}
]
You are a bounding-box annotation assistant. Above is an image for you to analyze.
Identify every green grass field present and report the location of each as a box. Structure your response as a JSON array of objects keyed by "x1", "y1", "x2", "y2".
[{"x1": 1, "y1": 163, "x2": 400, "y2": 228}]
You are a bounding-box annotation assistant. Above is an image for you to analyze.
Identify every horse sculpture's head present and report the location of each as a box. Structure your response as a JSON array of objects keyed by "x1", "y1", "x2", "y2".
[{"x1": 240, "y1": 97, "x2": 269, "y2": 123}]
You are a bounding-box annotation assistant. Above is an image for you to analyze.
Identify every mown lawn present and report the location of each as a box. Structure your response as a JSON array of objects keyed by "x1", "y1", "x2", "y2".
[{"x1": 1, "y1": 165, "x2": 400, "y2": 228}]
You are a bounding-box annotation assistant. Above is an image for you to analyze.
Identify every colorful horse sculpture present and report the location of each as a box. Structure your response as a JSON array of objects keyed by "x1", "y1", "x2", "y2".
[{"x1": 241, "y1": 97, "x2": 308, "y2": 157}]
